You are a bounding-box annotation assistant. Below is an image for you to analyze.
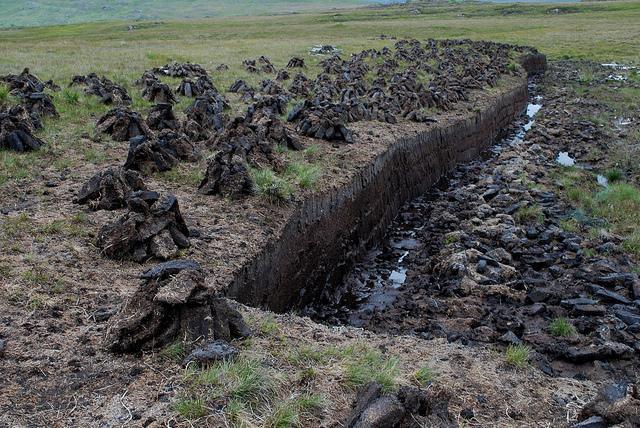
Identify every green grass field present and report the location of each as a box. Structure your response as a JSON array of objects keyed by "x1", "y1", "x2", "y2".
[
  {"x1": 0, "y1": 0, "x2": 385, "y2": 28},
  {"x1": 1, "y1": 0, "x2": 638, "y2": 84}
]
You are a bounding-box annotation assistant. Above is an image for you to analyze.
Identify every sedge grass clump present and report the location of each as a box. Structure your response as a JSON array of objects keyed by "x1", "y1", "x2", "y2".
[
  {"x1": 605, "y1": 168, "x2": 624, "y2": 183},
  {"x1": 285, "y1": 161, "x2": 321, "y2": 189},
  {"x1": 514, "y1": 204, "x2": 544, "y2": 225},
  {"x1": 173, "y1": 397, "x2": 207, "y2": 420},
  {"x1": 197, "y1": 357, "x2": 273, "y2": 407},
  {"x1": 266, "y1": 393, "x2": 323, "y2": 428},
  {"x1": 413, "y1": 366, "x2": 435, "y2": 386},
  {"x1": 160, "y1": 341, "x2": 186, "y2": 362},
  {"x1": 60, "y1": 88, "x2": 80, "y2": 105},
  {"x1": 0, "y1": 84, "x2": 9, "y2": 104},
  {"x1": 251, "y1": 168, "x2": 293, "y2": 204},
  {"x1": 505, "y1": 344, "x2": 530, "y2": 368},
  {"x1": 343, "y1": 345, "x2": 400, "y2": 392},
  {"x1": 549, "y1": 318, "x2": 576, "y2": 337}
]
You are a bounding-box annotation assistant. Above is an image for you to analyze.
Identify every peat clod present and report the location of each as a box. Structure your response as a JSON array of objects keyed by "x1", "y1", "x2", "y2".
[
  {"x1": 21, "y1": 92, "x2": 58, "y2": 119},
  {"x1": 142, "y1": 81, "x2": 177, "y2": 104},
  {"x1": 146, "y1": 103, "x2": 180, "y2": 131},
  {"x1": 242, "y1": 59, "x2": 258, "y2": 74},
  {"x1": 105, "y1": 261, "x2": 251, "y2": 353},
  {"x1": 259, "y1": 79, "x2": 285, "y2": 96},
  {"x1": 74, "y1": 166, "x2": 147, "y2": 211},
  {"x1": 182, "y1": 90, "x2": 229, "y2": 140},
  {"x1": 134, "y1": 71, "x2": 159, "y2": 88},
  {"x1": 577, "y1": 382, "x2": 640, "y2": 426},
  {"x1": 229, "y1": 79, "x2": 254, "y2": 94},
  {"x1": 0, "y1": 105, "x2": 45, "y2": 152},
  {"x1": 176, "y1": 75, "x2": 216, "y2": 97},
  {"x1": 124, "y1": 130, "x2": 197, "y2": 174},
  {"x1": 153, "y1": 62, "x2": 208, "y2": 78},
  {"x1": 288, "y1": 73, "x2": 312, "y2": 96},
  {"x1": 198, "y1": 150, "x2": 254, "y2": 198},
  {"x1": 275, "y1": 69, "x2": 290, "y2": 81},
  {"x1": 293, "y1": 102, "x2": 354, "y2": 143},
  {"x1": 96, "y1": 107, "x2": 154, "y2": 141},
  {"x1": 286, "y1": 56, "x2": 305, "y2": 68},
  {"x1": 215, "y1": 64, "x2": 229, "y2": 72},
  {"x1": 0, "y1": 68, "x2": 59, "y2": 96},
  {"x1": 70, "y1": 73, "x2": 131, "y2": 105},
  {"x1": 345, "y1": 383, "x2": 453, "y2": 428},
  {"x1": 96, "y1": 193, "x2": 190, "y2": 262}
]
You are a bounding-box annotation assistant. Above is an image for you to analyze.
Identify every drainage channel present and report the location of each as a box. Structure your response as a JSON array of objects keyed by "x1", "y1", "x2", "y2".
[{"x1": 304, "y1": 81, "x2": 544, "y2": 328}]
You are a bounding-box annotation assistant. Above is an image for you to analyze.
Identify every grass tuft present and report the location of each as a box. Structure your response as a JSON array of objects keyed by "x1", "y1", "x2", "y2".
[
  {"x1": 285, "y1": 161, "x2": 321, "y2": 189},
  {"x1": 604, "y1": 168, "x2": 624, "y2": 183},
  {"x1": 60, "y1": 88, "x2": 80, "y2": 105},
  {"x1": 413, "y1": 366, "x2": 435, "y2": 387},
  {"x1": 266, "y1": 393, "x2": 323, "y2": 428},
  {"x1": 549, "y1": 318, "x2": 576, "y2": 337},
  {"x1": 251, "y1": 168, "x2": 293, "y2": 204},
  {"x1": 174, "y1": 397, "x2": 207, "y2": 420},
  {"x1": 514, "y1": 205, "x2": 544, "y2": 224},
  {"x1": 197, "y1": 358, "x2": 273, "y2": 407},
  {"x1": 0, "y1": 84, "x2": 9, "y2": 104},
  {"x1": 160, "y1": 341, "x2": 186, "y2": 362},
  {"x1": 505, "y1": 344, "x2": 530, "y2": 368},
  {"x1": 343, "y1": 345, "x2": 399, "y2": 392}
]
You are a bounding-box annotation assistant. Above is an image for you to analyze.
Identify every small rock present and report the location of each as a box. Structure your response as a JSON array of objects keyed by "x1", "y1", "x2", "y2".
[
  {"x1": 570, "y1": 415, "x2": 606, "y2": 428},
  {"x1": 182, "y1": 340, "x2": 238, "y2": 366}
]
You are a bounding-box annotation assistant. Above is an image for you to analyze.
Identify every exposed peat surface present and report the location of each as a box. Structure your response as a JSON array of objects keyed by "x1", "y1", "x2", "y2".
[{"x1": 1, "y1": 32, "x2": 639, "y2": 427}]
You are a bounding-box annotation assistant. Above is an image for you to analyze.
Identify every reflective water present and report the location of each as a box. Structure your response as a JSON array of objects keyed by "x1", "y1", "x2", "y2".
[{"x1": 556, "y1": 151, "x2": 575, "y2": 167}]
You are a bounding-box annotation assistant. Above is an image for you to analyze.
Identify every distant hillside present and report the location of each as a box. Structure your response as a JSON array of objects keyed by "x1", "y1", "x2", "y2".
[{"x1": 0, "y1": 0, "x2": 396, "y2": 28}]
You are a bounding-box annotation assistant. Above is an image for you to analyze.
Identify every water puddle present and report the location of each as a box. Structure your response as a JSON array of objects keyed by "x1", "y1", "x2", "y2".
[
  {"x1": 556, "y1": 151, "x2": 575, "y2": 167},
  {"x1": 601, "y1": 63, "x2": 637, "y2": 71},
  {"x1": 597, "y1": 174, "x2": 609, "y2": 187},
  {"x1": 615, "y1": 117, "x2": 632, "y2": 127}
]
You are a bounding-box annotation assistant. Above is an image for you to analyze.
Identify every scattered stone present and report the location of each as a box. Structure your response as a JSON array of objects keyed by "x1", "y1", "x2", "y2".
[
  {"x1": 96, "y1": 193, "x2": 190, "y2": 262},
  {"x1": 275, "y1": 69, "x2": 290, "y2": 81},
  {"x1": 182, "y1": 340, "x2": 239, "y2": 366},
  {"x1": 21, "y1": 92, "x2": 58, "y2": 118},
  {"x1": 96, "y1": 107, "x2": 154, "y2": 142},
  {"x1": 105, "y1": 263, "x2": 250, "y2": 352},
  {"x1": 0, "y1": 338, "x2": 6, "y2": 358},
  {"x1": 229, "y1": 79, "x2": 254, "y2": 94},
  {"x1": 74, "y1": 166, "x2": 147, "y2": 210}
]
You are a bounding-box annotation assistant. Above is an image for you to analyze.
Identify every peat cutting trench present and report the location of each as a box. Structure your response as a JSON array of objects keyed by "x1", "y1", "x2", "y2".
[{"x1": 229, "y1": 60, "x2": 639, "y2": 392}]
